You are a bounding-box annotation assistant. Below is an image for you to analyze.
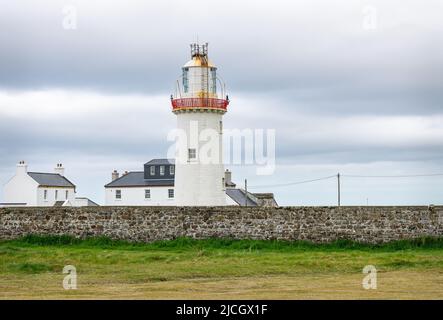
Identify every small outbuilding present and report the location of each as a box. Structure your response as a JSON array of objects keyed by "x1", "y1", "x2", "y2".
[{"x1": 1, "y1": 161, "x2": 97, "y2": 207}]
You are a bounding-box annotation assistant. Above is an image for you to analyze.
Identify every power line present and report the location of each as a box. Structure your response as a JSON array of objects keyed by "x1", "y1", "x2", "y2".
[
  {"x1": 248, "y1": 172, "x2": 443, "y2": 189},
  {"x1": 248, "y1": 175, "x2": 336, "y2": 189},
  {"x1": 342, "y1": 173, "x2": 443, "y2": 178}
]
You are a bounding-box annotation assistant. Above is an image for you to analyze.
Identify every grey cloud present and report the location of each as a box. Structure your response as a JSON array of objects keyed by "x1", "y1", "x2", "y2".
[
  {"x1": 1, "y1": 1, "x2": 442, "y2": 115},
  {"x1": 1, "y1": 0, "x2": 443, "y2": 205}
]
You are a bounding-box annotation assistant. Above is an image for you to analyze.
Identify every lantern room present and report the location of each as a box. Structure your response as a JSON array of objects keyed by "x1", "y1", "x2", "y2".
[{"x1": 171, "y1": 43, "x2": 229, "y2": 113}]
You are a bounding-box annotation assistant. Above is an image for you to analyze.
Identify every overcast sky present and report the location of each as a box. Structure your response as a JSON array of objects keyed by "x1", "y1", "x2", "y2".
[{"x1": 1, "y1": 0, "x2": 442, "y2": 205}]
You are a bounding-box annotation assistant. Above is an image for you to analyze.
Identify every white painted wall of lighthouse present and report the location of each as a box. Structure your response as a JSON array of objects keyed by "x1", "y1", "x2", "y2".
[{"x1": 175, "y1": 112, "x2": 226, "y2": 206}]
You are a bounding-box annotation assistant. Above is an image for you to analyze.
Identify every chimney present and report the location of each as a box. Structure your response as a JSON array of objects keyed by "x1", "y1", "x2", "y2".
[
  {"x1": 224, "y1": 169, "x2": 232, "y2": 188},
  {"x1": 16, "y1": 160, "x2": 28, "y2": 176},
  {"x1": 112, "y1": 170, "x2": 119, "y2": 181},
  {"x1": 54, "y1": 163, "x2": 65, "y2": 176}
]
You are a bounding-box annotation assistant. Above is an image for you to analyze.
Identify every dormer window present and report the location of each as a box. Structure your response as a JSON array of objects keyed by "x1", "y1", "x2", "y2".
[
  {"x1": 188, "y1": 148, "x2": 196, "y2": 160},
  {"x1": 150, "y1": 166, "x2": 155, "y2": 176},
  {"x1": 160, "y1": 166, "x2": 165, "y2": 176},
  {"x1": 170, "y1": 165, "x2": 175, "y2": 175}
]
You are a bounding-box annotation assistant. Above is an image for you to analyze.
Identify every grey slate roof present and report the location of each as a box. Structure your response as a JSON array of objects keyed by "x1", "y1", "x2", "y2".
[
  {"x1": 106, "y1": 159, "x2": 268, "y2": 206},
  {"x1": 145, "y1": 159, "x2": 175, "y2": 165},
  {"x1": 28, "y1": 172, "x2": 76, "y2": 188},
  {"x1": 105, "y1": 171, "x2": 174, "y2": 188},
  {"x1": 54, "y1": 201, "x2": 65, "y2": 207},
  {"x1": 226, "y1": 188, "x2": 258, "y2": 206}
]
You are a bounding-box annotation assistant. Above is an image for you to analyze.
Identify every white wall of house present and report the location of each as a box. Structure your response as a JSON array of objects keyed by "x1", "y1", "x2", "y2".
[
  {"x1": 225, "y1": 193, "x2": 238, "y2": 205},
  {"x1": 1, "y1": 162, "x2": 90, "y2": 207},
  {"x1": 105, "y1": 187, "x2": 176, "y2": 206},
  {"x1": 71, "y1": 198, "x2": 89, "y2": 207},
  {"x1": 37, "y1": 187, "x2": 76, "y2": 206},
  {"x1": 2, "y1": 163, "x2": 39, "y2": 206},
  {"x1": 104, "y1": 186, "x2": 241, "y2": 206},
  {"x1": 62, "y1": 198, "x2": 96, "y2": 207}
]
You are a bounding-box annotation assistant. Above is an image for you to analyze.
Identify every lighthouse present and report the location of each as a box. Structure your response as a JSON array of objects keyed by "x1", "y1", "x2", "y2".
[{"x1": 171, "y1": 43, "x2": 229, "y2": 206}]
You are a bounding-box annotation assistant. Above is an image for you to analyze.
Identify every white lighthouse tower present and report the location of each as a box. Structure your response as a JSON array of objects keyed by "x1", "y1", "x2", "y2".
[{"x1": 171, "y1": 43, "x2": 229, "y2": 206}]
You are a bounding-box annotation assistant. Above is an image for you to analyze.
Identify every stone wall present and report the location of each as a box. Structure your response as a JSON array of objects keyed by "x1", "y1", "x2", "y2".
[{"x1": 1, "y1": 206, "x2": 442, "y2": 243}]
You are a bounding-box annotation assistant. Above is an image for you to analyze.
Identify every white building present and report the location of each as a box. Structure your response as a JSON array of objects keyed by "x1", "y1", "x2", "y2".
[
  {"x1": 105, "y1": 159, "x2": 176, "y2": 206},
  {"x1": 171, "y1": 43, "x2": 229, "y2": 206},
  {"x1": 105, "y1": 159, "x2": 277, "y2": 207},
  {"x1": 1, "y1": 161, "x2": 98, "y2": 207},
  {"x1": 104, "y1": 43, "x2": 277, "y2": 207}
]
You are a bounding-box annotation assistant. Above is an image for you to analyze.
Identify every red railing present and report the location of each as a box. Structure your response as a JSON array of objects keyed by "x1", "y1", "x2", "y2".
[{"x1": 171, "y1": 98, "x2": 229, "y2": 111}]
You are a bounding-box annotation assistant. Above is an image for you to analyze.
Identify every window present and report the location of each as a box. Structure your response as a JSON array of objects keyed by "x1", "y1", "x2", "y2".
[
  {"x1": 145, "y1": 189, "x2": 150, "y2": 199},
  {"x1": 44, "y1": 190, "x2": 47, "y2": 200},
  {"x1": 160, "y1": 165, "x2": 165, "y2": 176},
  {"x1": 170, "y1": 165, "x2": 175, "y2": 175},
  {"x1": 65, "y1": 190, "x2": 69, "y2": 200},
  {"x1": 219, "y1": 120, "x2": 223, "y2": 134},
  {"x1": 222, "y1": 177, "x2": 225, "y2": 188},
  {"x1": 115, "y1": 190, "x2": 121, "y2": 199},
  {"x1": 210, "y1": 68, "x2": 217, "y2": 93},
  {"x1": 55, "y1": 190, "x2": 58, "y2": 200},
  {"x1": 188, "y1": 148, "x2": 196, "y2": 160},
  {"x1": 168, "y1": 189, "x2": 174, "y2": 199},
  {"x1": 150, "y1": 166, "x2": 155, "y2": 176},
  {"x1": 183, "y1": 68, "x2": 189, "y2": 93}
]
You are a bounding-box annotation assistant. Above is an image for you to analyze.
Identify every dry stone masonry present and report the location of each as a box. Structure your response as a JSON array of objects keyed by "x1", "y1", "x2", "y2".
[{"x1": 1, "y1": 206, "x2": 442, "y2": 243}]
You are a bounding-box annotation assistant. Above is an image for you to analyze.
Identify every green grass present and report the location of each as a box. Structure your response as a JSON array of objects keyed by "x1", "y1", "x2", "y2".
[
  {"x1": 1, "y1": 235, "x2": 443, "y2": 299},
  {"x1": 2, "y1": 235, "x2": 443, "y2": 276},
  {"x1": 10, "y1": 234, "x2": 443, "y2": 251}
]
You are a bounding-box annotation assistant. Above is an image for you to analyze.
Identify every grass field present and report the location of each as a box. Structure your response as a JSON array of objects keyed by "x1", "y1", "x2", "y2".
[{"x1": 1, "y1": 235, "x2": 443, "y2": 299}]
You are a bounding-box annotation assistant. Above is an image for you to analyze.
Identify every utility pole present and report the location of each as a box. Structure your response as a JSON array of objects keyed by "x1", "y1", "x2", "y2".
[
  {"x1": 337, "y1": 173, "x2": 341, "y2": 207},
  {"x1": 244, "y1": 179, "x2": 248, "y2": 207}
]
